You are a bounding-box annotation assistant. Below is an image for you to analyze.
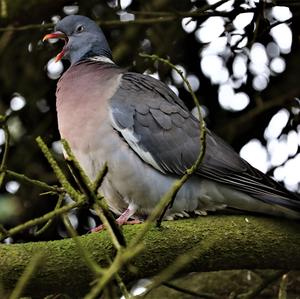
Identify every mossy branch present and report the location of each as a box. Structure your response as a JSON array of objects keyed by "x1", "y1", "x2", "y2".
[{"x1": 0, "y1": 216, "x2": 300, "y2": 298}]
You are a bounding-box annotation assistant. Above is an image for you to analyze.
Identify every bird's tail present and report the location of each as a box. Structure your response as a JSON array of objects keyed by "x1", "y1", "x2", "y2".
[
  {"x1": 254, "y1": 192, "x2": 300, "y2": 219},
  {"x1": 220, "y1": 183, "x2": 300, "y2": 220}
]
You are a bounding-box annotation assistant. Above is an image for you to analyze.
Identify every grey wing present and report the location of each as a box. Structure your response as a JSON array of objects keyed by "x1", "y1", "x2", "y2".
[
  {"x1": 109, "y1": 72, "x2": 300, "y2": 211},
  {"x1": 110, "y1": 72, "x2": 208, "y2": 174}
]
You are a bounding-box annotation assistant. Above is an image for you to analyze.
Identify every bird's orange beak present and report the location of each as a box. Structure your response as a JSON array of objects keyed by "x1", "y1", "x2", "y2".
[{"x1": 43, "y1": 31, "x2": 68, "y2": 62}]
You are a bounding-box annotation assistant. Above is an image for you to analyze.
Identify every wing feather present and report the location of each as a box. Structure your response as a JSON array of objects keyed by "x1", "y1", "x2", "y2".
[{"x1": 109, "y1": 71, "x2": 300, "y2": 210}]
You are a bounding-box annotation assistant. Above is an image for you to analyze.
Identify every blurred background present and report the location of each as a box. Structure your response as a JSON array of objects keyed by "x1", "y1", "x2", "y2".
[{"x1": 0, "y1": 0, "x2": 299, "y2": 242}]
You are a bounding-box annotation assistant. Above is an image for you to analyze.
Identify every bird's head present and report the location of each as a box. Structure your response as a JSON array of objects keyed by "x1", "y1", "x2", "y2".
[{"x1": 43, "y1": 15, "x2": 112, "y2": 65}]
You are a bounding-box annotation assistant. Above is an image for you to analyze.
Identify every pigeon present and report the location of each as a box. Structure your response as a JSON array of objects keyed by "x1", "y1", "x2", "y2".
[{"x1": 43, "y1": 15, "x2": 300, "y2": 228}]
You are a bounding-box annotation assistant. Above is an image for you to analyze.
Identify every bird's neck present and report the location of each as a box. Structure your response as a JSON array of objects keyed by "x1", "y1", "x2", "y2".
[
  {"x1": 88, "y1": 55, "x2": 115, "y2": 64},
  {"x1": 69, "y1": 47, "x2": 113, "y2": 65}
]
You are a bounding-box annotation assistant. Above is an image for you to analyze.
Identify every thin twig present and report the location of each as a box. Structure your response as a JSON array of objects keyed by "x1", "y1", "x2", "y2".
[
  {"x1": 33, "y1": 193, "x2": 64, "y2": 236},
  {"x1": 62, "y1": 214, "x2": 103, "y2": 275},
  {"x1": 93, "y1": 202, "x2": 123, "y2": 251},
  {"x1": 195, "y1": 0, "x2": 232, "y2": 14},
  {"x1": 0, "y1": 200, "x2": 84, "y2": 241},
  {"x1": 0, "y1": 22, "x2": 52, "y2": 32},
  {"x1": 36, "y1": 137, "x2": 82, "y2": 201},
  {"x1": 127, "y1": 53, "x2": 207, "y2": 248},
  {"x1": 219, "y1": 96, "x2": 296, "y2": 139},
  {"x1": 61, "y1": 139, "x2": 126, "y2": 248},
  {"x1": 115, "y1": 274, "x2": 132, "y2": 299},
  {"x1": 142, "y1": 237, "x2": 217, "y2": 297},
  {"x1": 106, "y1": 256, "x2": 132, "y2": 299},
  {"x1": 92, "y1": 162, "x2": 108, "y2": 193},
  {"x1": 8, "y1": 251, "x2": 44, "y2": 299},
  {"x1": 139, "y1": 53, "x2": 206, "y2": 226},
  {"x1": 0, "y1": 123, "x2": 9, "y2": 188},
  {"x1": 258, "y1": 18, "x2": 293, "y2": 39},
  {"x1": 0, "y1": 6, "x2": 256, "y2": 33},
  {"x1": 4, "y1": 169, "x2": 63, "y2": 193},
  {"x1": 246, "y1": 0, "x2": 265, "y2": 49},
  {"x1": 0, "y1": 224, "x2": 9, "y2": 236},
  {"x1": 278, "y1": 273, "x2": 289, "y2": 299},
  {"x1": 83, "y1": 245, "x2": 143, "y2": 299},
  {"x1": 237, "y1": 270, "x2": 286, "y2": 299},
  {"x1": 61, "y1": 139, "x2": 93, "y2": 193},
  {"x1": 0, "y1": 0, "x2": 7, "y2": 18}
]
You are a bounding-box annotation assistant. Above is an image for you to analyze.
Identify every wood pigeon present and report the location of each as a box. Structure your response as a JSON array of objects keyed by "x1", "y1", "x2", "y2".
[{"x1": 43, "y1": 15, "x2": 300, "y2": 228}]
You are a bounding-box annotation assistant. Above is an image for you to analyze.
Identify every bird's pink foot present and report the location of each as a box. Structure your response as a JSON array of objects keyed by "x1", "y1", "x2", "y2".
[
  {"x1": 90, "y1": 205, "x2": 141, "y2": 233},
  {"x1": 90, "y1": 224, "x2": 105, "y2": 233},
  {"x1": 90, "y1": 218, "x2": 142, "y2": 233},
  {"x1": 117, "y1": 218, "x2": 142, "y2": 225}
]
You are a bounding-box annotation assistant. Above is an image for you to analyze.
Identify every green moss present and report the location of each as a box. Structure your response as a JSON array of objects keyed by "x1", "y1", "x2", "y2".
[{"x1": 0, "y1": 216, "x2": 300, "y2": 298}]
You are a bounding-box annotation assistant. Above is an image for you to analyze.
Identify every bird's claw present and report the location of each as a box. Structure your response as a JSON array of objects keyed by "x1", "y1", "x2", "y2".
[{"x1": 90, "y1": 218, "x2": 143, "y2": 233}]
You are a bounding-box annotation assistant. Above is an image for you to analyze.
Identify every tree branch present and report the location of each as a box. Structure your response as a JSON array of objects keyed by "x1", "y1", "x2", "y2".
[
  {"x1": 0, "y1": 5, "x2": 257, "y2": 33},
  {"x1": 1, "y1": 216, "x2": 300, "y2": 298}
]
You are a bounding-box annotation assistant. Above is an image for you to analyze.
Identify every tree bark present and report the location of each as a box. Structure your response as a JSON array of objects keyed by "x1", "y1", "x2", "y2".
[{"x1": 0, "y1": 215, "x2": 300, "y2": 298}]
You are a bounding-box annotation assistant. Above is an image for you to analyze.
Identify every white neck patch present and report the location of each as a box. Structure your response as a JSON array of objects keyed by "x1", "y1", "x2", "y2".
[{"x1": 89, "y1": 56, "x2": 115, "y2": 64}]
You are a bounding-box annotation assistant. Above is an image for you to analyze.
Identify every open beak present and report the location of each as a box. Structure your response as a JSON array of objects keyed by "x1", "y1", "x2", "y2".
[{"x1": 43, "y1": 31, "x2": 68, "y2": 62}]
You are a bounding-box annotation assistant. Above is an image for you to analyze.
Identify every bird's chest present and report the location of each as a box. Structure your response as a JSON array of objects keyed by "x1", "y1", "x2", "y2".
[
  {"x1": 56, "y1": 94, "x2": 163, "y2": 213},
  {"x1": 57, "y1": 96, "x2": 107, "y2": 150},
  {"x1": 57, "y1": 99, "x2": 120, "y2": 181},
  {"x1": 57, "y1": 109, "x2": 155, "y2": 214},
  {"x1": 56, "y1": 66, "x2": 123, "y2": 177}
]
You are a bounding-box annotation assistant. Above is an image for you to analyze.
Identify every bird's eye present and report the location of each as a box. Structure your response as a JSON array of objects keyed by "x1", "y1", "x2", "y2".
[{"x1": 75, "y1": 25, "x2": 84, "y2": 33}]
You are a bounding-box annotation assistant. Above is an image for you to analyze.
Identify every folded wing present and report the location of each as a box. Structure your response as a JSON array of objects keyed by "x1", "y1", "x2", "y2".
[{"x1": 109, "y1": 72, "x2": 300, "y2": 211}]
